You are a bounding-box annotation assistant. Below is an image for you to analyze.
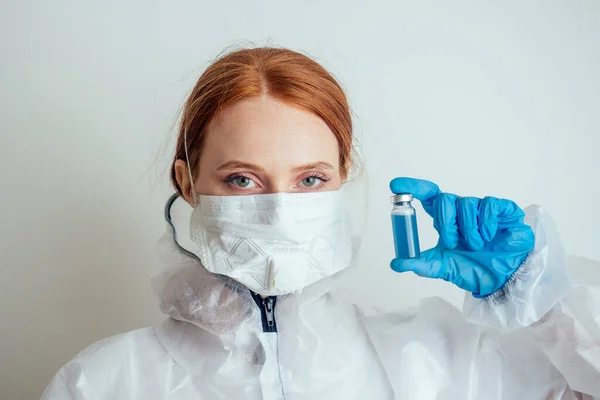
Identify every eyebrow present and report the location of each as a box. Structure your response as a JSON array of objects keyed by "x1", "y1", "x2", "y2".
[
  {"x1": 216, "y1": 161, "x2": 265, "y2": 172},
  {"x1": 215, "y1": 160, "x2": 335, "y2": 172},
  {"x1": 292, "y1": 162, "x2": 335, "y2": 173}
]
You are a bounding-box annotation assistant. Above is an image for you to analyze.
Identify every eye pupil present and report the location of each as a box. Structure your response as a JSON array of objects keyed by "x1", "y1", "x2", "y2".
[
  {"x1": 237, "y1": 177, "x2": 250, "y2": 187},
  {"x1": 303, "y1": 177, "x2": 316, "y2": 186}
]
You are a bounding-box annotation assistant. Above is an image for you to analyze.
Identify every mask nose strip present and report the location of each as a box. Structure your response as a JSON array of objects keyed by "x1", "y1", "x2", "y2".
[{"x1": 265, "y1": 257, "x2": 275, "y2": 291}]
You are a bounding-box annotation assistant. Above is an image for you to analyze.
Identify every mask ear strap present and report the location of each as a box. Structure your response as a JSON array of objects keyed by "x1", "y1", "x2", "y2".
[{"x1": 183, "y1": 128, "x2": 198, "y2": 205}]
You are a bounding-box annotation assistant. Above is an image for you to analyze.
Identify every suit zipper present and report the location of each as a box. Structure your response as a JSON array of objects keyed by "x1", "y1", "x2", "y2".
[{"x1": 250, "y1": 291, "x2": 278, "y2": 333}]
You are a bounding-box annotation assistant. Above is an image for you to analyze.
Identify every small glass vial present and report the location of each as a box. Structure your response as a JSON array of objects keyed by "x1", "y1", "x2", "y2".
[{"x1": 391, "y1": 193, "x2": 421, "y2": 259}]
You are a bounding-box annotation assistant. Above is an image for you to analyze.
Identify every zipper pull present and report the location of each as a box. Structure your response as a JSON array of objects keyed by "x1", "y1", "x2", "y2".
[{"x1": 263, "y1": 297, "x2": 275, "y2": 328}]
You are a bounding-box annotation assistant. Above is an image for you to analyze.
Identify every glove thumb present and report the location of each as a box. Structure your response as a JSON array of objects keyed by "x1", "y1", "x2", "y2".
[{"x1": 390, "y1": 249, "x2": 442, "y2": 279}]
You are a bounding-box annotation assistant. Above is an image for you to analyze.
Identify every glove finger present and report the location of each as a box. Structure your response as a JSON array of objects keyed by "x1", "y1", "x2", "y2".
[
  {"x1": 389, "y1": 177, "x2": 440, "y2": 216},
  {"x1": 390, "y1": 248, "x2": 443, "y2": 278},
  {"x1": 433, "y1": 193, "x2": 460, "y2": 249},
  {"x1": 456, "y1": 197, "x2": 484, "y2": 251},
  {"x1": 495, "y1": 198, "x2": 526, "y2": 229},
  {"x1": 478, "y1": 196, "x2": 501, "y2": 242}
]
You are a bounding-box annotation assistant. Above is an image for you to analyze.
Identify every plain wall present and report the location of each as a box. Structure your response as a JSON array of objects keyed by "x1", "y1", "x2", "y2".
[{"x1": 1, "y1": 1, "x2": 599, "y2": 398}]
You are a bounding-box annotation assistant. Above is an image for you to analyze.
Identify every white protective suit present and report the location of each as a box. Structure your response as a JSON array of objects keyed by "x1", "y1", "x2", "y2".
[{"x1": 42, "y1": 195, "x2": 600, "y2": 400}]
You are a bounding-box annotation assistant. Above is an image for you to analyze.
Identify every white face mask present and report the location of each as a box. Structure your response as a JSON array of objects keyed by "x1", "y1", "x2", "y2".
[{"x1": 189, "y1": 190, "x2": 353, "y2": 296}]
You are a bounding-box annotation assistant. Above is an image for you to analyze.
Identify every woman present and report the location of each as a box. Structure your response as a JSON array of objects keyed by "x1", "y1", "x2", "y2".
[{"x1": 42, "y1": 47, "x2": 600, "y2": 399}]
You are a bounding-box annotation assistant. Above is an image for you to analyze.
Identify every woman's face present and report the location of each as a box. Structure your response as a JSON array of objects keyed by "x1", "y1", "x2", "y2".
[{"x1": 175, "y1": 96, "x2": 343, "y2": 204}]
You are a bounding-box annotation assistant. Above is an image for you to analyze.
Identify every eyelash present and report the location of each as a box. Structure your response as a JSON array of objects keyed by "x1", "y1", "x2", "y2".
[
  {"x1": 223, "y1": 173, "x2": 255, "y2": 185},
  {"x1": 303, "y1": 173, "x2": 331, "y2": 184},
  {"x1": 222, "y1": 173, "x2": 331, "y2": 189}
]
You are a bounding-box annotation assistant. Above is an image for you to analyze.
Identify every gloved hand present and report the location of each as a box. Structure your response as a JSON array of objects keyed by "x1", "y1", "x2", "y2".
[{"x1": 389, "y1": 177, "x2": 535, "y2": 298}]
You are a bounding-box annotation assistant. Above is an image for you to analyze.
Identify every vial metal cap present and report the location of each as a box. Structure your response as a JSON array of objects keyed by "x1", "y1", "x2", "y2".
[{"x1": 391, "y1": 193, "x2": 413, "y2": 203}]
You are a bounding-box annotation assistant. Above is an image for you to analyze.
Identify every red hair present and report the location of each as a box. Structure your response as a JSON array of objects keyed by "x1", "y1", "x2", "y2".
[{"x1": 171, "y1": 47, "x2": 353, "y2": 195}]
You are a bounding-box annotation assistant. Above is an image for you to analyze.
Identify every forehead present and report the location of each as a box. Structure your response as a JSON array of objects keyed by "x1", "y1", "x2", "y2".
[{"x1": 201, "y1": 97, "x2": 339, "y2": 170}]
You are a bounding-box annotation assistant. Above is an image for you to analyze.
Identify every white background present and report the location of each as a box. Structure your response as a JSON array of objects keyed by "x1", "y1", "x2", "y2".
[{"x1": 1, "y1": 1, "x2": 599, "y2": 398}]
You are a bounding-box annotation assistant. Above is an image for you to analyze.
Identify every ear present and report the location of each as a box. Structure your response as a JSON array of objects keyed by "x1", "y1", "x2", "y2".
[{"x1": 174, "y1": 159, "x2": 195, "y2": 205}]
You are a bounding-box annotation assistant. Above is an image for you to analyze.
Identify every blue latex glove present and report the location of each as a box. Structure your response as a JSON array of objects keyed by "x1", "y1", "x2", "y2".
[{"x1": 389, "y1": 177, "x2": 535, "y2": 298}]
